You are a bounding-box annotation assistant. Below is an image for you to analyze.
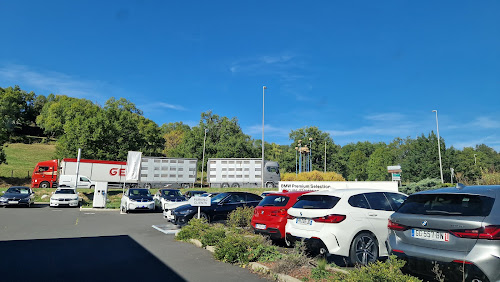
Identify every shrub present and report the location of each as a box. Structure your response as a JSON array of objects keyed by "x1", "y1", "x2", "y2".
[
  {"x1": 248, "y1": 241, "x2": 282, "y2": 262},
  {"x1": 478, "y1": 170, "x2": 500, "y2": 185},
  {"x1": 400, "y1": 178, "x2": 445, "y2": 195},
  {"x1": 176, "y1": 218, "x2": 211, "y2": 241},
  {"x1": 311, "y1": 258, "x2": 331, "y2": 280},
  {"x1": 272, "y1": 240, "x2": 312, "y2": 275},
  {"x1": 281, "y1": 171, "x2": 345, "y2": 181},
  {"x1": 214, "y1": 233, "x2": 260, "y2": 264},
  {"x1": 200, "y1": 224, "x2": 226, "y2": 247},
  {"x1": 329, "y1": 256, "x2": 421, "y2": 282},
  {"x1": 227, "y1": 206, "x2": 254, "y2": 228}
]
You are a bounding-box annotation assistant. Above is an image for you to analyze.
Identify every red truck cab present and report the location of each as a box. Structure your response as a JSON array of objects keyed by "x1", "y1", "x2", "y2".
[{"x1": 32, "y1": 160, "x2": 58, "y2": 188}]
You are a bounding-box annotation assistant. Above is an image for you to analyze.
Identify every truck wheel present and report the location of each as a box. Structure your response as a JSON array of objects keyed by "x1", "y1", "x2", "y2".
[
  {"x1": 221, "y1": 183, "x2": 229, "y2": 188},
  {"x1": 266, "y1": 182, "x2": 275, "y2": 188},
  {"x1": 231, "y1": 183, "x2": 240, "y2": 188},
  {"x1": 90, "y1": 185, "x2": 95, "y2": 189},
  {"x1": 40, "y1": 181, "x2": 50, "y2": 188},
  {"x1": 181, "y1": 183, "x2": 190, "y2": 189},
  {"x1": 145, "y1": 183, "x2": 152, "y2": 189}
]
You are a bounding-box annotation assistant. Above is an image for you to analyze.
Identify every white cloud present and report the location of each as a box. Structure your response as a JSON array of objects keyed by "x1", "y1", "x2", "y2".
[
  {"x1": 0, "y1": 64, "x2": 109, "y2": 100},
  {"x1": 229, "y1": 53, "x2": 302, "y2": 80},
  {"x1": 157, "y1": 102, "x2": 186, "y2": 111},
  {"x1": 471, "y1": 117, "x2": 500, "y2": 129}
]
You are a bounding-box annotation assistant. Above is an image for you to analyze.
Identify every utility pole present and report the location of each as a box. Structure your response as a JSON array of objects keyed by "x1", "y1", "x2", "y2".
[{"x1": 324, "y1": 141, "x2": 326, "y2": 173}]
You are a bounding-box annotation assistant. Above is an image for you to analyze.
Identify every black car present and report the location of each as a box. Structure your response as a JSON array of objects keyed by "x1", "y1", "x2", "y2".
[
  {"x1": 172, "y1": 192, "x2": 262, "y2": 224},
  {"x1": 0, "y1": 186, "x2": 35, "y2": 207}
]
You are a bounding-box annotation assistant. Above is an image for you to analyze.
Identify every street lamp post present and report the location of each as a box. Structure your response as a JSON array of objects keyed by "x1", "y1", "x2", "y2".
[
  {"x1": 298, "y1": 140, "x2": 302, "y2": 173},
  {"x1": 309, "y1": 138, "x2": 313, "y2": 172},
  {"x1": 432, "y1": 110, "x2": 444, "y2": 183},
  {"x1": 262, "y1": 86, "x2": 266, "y2": 188},
  {"x1": 201, "y1": 128, "x2": 208, "y2": 188}
]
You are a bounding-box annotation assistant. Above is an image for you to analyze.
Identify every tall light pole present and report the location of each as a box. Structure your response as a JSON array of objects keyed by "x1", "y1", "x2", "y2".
[
  {"x1": 324, "y1": 141, "x2": 326, "y2": 173},
  {"x1": 298, "y1": 140, "x2": 302, "y2": 173},
  {"x1": 309, "y1": 138, "x2": 313, "y2": 172},
  {"x1": 262, "y1": 86, "x2": 266, "y2": 188},
  {"x1": 201, "y1": 128, "x2": 208, "y2": 188},
  {"x1": 432, "y1": 110, "x2": 444, "y2": 183}
]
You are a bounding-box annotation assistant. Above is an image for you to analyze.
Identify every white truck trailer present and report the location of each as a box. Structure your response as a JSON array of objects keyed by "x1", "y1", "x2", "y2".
[
  {"x1": 207, "y1": 158, "x2": 280, "y2": 188},
  {"x1": 58, "y1": 157, "x2": 197, "y2": 188}
]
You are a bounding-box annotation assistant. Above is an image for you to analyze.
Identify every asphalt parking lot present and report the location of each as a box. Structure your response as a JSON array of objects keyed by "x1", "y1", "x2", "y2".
[{"x1": 0, "y1": 204, "x2": 268, "y2": 282}]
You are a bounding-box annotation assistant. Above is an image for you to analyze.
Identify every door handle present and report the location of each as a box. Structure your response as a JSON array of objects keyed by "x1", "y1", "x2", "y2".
[{"x1": 368, "y1": 213, "x2": 377, "y2": 217}]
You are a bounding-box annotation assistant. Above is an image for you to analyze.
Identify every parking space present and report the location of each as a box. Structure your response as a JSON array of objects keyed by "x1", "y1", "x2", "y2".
[{"x1": 0, "y1": 206, "x2": 267, "y2": 282}]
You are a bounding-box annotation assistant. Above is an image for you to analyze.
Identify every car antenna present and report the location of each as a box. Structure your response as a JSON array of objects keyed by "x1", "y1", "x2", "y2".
[{"x1": 456, "y1": 183, "x2": 466, "y2": 190}]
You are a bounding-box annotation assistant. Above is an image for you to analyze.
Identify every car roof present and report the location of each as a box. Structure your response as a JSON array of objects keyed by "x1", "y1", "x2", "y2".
[
  {"x1": 413, "y1": 185, "x2": 500, "y2": 198},
  {"x1": 268, "y1": 191, "x2": 311, "y2": 197},
  {"x1": 298, "y1": 188, "x2": 405, "y2": 197}
]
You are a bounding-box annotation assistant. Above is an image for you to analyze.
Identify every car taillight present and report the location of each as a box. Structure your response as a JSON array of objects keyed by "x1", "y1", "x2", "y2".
[
  {"x1": 388, "y1": 219, "x2": 409, "y2": 231},
  {"x1": 270, "y1": 209, "x2": 287, "y2": 217},
  {"x1": 287, "y1": 214, "x2": 295, "y2": 220},
  {"x1": 451, "y1": 225, "x2": 500, "y2": 240},
  {"x1": 313, "y1": 214, "x2": 346, "y2": 223},
  {"x1": 253, "y1": 209, "x2": 258, "y2": 215}
]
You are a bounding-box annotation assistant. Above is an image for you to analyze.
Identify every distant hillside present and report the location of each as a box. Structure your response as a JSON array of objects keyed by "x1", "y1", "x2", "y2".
[{"x1": 0, "y1": 143, "x2": 56, "y2": 187}]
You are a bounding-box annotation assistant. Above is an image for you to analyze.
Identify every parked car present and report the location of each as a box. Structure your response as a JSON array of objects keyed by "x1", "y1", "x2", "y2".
[
  {"x1": 0, "y1": 186, "x2": 35, "y2": 207},
  {"x1": 50, "y1": 188, "x2": 80, "y2": 207},
  {"x1": 286, "y1": 189, "x2": 407, "y2": 265},
  {"x1": 251, "y1": 191, "x2": 310, "y2": 246},
  {"x1": 184, "y1": 190, "x2": 206, "y2": 199},
  {"x1": 172, "y1": 192, "x2": 262, "y2": 224},
  {"x1": 120, "y1": 188, "x2": 154, "y2": 213},
  {"x1": 153, "y1": 189, "x2": 186, "y2": 210},
  {"x1": 387, "y1": 184, "x2": 500, "y2": 282}
]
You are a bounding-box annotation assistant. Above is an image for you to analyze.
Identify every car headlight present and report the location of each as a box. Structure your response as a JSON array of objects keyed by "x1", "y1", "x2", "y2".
[
  {"x1": 0, "y1": 197, "x2": 6, "y2": 201},
  {"x1": 73, "y1": 197, "x2": 79, "y2": 201},
  {"x1": 129, "y1": 198, "x2": 136, "y2": 202}
]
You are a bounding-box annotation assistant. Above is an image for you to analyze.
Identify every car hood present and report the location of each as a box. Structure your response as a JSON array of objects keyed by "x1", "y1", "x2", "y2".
[
  {"x1": 161, "y1": 196, "x2": 186, "y2": 202},
  {"x1": 2, "y1": 193, "x2": 30, "y2": 199},
  {"x1": 129, "y1": 195, "x2": 153, "y2": 201},
  {"x1": 51, "y1": 193, "x2": 78, "y2": 199}
]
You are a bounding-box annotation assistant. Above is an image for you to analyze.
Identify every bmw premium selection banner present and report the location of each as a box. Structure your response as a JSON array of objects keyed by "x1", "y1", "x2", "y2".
[{"x1": 278, "y1": 181, "x2": 398, "y2": 192}]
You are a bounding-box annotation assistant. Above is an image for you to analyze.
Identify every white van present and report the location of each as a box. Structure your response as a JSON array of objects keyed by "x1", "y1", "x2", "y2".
[{"x1": 58, "y1": 175, "x2": 95, "y2": 189}]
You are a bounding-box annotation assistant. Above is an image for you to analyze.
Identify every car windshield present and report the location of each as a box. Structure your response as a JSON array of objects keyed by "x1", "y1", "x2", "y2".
[
  {"x1": 293, "y1": 195, "x2": 341, "y2": 209},
  {"x1": 55, "y1": 189, "x2": 76, "y2": 194},
  {"x1": 211, "y1": 193, "x2": 228, "y2": 203},
  {"x1": 162, "y1": 190, "x2": 182, "y2": 197},
  {"x1": 7, "y1": 187, "x2": 30, "y2": 194},
  {"x1": 130, "y1": 189, "x2": 151, "y2": 196},
  {"x1": 258, "y1": 195, "x2": 290, "y2": 207},
  {"x1": 397, "y1": 193, "x2": 495, "y2": 216}
]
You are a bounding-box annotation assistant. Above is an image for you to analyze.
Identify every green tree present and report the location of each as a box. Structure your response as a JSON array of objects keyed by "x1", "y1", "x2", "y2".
[
  {"x1": 367, "y1": 146, "x2": 394, "y2": 181},
  {"x1": 347, "y1": 150, "x2": 368, "y2": 180}
]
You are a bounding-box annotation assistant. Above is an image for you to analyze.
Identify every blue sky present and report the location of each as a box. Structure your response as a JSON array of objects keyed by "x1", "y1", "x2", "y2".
[{"x1": 1, "y1": 1, "x2": 499, "y2": 150}]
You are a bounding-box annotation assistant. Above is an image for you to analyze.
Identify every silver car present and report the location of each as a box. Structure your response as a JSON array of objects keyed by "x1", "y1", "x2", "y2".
[{"x1": 387, "y1": 185, "x2": 500, "y2": 282}]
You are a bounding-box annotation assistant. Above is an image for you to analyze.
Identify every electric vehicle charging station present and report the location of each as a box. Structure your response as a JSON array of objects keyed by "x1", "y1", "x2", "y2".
[{"x1": 93, "y1": 181, "x2": 108, "y2": 208}]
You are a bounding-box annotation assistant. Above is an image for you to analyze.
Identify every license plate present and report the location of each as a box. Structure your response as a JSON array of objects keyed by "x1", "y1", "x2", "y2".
[
  {"x1": 296, "y1": 218, "x2": 312, "y2": 225},
  {"x1": 412, "y1": 229, "x2": 449, "y2": 242},
  {"x1": 255, "y1": 224, "x2": 266, "y2": 230},
  {"x1": 8, "y1": 201, "x2": 19, "y2": 204}
]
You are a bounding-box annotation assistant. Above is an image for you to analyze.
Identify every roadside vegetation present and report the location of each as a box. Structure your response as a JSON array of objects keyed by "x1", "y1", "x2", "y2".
[{"x1": 176, "y1": 207, "x2": 422, "y2": 281}]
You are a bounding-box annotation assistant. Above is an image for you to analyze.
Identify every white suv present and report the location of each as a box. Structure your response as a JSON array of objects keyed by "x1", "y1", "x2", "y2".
[{"x1": 286, "y1": 189, "x2": 406, "y2": 265}]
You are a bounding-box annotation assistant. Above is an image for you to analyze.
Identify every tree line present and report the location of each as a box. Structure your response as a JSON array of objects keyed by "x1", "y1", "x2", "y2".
[{"x1": 1, "y1": 85, "x2": 499, "y2": 183}]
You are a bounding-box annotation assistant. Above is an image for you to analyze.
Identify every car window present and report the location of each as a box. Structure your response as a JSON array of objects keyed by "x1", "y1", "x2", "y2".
[
  {"x1": 397, "y1": 193, "x2": 495, "y2": 216},
  {"x1": 246, "y1": 194, "x2": 263, "y2": 202},
  {"x1": 385, "y1": 192, "x2": 407, "y2": 210},
  {"x1": 211, "y1": 193, "x2": 228, "y2": 203},
  {"x1": 293, "y1": 195, "x2": 341, "y2": 209},
  {"x1": 80, "y1": 176, "x2": 90, "y2": 182},
  {"x1": 7, "y1": 187, "x2": 30, "y2": 194},
  {"x1": 130, "y1": 189, "x2": 150, "y2": 196},
  {"x1": 348, "y1": 194, "x2": 370, "y2": 209},
  {"x1": 226, "y1": 194, "x2": 245, "y2": 203},
  {"x1": 364, "y1": 192, "x2": 393, "y2": 211},
  {"x1": 258, "y1": 195, "x2": 289, "y2": 207},
  {"x1": 55, "y1": 189, "x2": 76, "y2": 194}
]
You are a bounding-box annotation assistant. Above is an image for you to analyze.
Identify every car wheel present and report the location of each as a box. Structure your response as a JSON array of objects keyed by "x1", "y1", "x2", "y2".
[
  {"x1": 284, "y1": 236, "x2": 292, "y2": 247},
  {"x1": 349, "y1": 232, "x2": 379, "y2": 266},
  {"x1": 266, "y1": 182, "x2": 274, "y2": 188},
  {"x1": 145, "y1": 183, "x2": 152, "y2": 189},
  {"x1": 40, "y1": 181, "x2": 50, "y2": 188},
  {"x1": 90, "y1": 185, "x2": 95, "y2": 189},
  {"x1": 195, "y1": 212, "x2": 209, "y2": 222}
]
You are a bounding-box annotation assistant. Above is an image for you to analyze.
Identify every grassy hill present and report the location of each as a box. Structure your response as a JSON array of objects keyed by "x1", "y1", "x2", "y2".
[{"x1": 0, "y1": 143, "x2": 56, "y2": 187}]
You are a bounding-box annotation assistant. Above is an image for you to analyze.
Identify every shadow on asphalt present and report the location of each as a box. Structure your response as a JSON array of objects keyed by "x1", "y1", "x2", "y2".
[{"x1": 0, "y1": 235, "x2": 186, "y2": 282}]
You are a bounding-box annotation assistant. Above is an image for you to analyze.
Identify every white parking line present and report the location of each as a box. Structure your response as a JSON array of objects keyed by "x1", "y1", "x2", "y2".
[
  {"x1": 152, "y1": 225, "x2": 180, "y2": 235},
  {"x1": 84, "y1": 213, "x2": 95, "y2": 215}
]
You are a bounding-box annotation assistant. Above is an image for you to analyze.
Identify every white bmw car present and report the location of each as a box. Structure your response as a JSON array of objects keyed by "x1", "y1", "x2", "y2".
[
  {"x1": 286, "y1": 189, "x2": 407, "y2": 265},
  {"x1": 50, "y1": 188, "x2": 80, "y2": 207}
]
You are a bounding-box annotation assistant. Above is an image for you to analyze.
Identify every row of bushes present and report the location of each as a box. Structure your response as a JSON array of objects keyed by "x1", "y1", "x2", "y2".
[
  {"x1": 281, "y1": 170, "x2": 345, "y2": 181},
  {"x1": 176, "y1": 207, "x2": 421, "y2": 281}
]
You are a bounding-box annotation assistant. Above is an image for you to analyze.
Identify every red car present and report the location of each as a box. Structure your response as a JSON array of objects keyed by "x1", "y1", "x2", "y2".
[{"x1": 251, "y1": 191, "x2": 310, "y2": 246}]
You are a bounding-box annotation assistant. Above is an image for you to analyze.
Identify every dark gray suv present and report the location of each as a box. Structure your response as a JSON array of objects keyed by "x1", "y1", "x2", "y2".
[{"x1": 387, "y1": 185, "x2": 500, "y2": 282}]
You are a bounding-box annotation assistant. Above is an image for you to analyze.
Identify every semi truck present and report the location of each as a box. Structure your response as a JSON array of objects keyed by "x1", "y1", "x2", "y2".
[
  {"x1": 31, "y1": 157, "x2": 197, "y2": 188},
  {"x1": 206, "y1": 158, "x2": 280, "y2": 188}
]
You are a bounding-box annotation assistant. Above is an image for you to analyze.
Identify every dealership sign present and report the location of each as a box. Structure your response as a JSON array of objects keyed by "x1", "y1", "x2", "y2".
[{"x1": 278, "y1": 181, "x2": 398, "y2": 192}]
